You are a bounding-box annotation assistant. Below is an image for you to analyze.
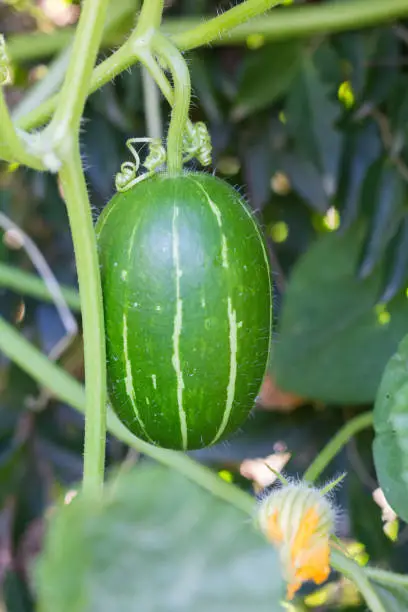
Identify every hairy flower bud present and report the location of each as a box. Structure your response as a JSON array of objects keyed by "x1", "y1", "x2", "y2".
[{"x1": 257, "y1": 481, "x2": 336, "y2": 600}]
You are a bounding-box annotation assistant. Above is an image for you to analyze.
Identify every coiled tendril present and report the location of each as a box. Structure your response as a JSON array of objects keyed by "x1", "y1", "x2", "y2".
[
  {"x1": 115, "y1": 138, "x2": 166, "y2": 192},
  {"x1": 115, "y1": 122, "x2": 213, "y2": 193},
  {"x1": 183, "y1": 122, "x2": 212, "y2": 167}
]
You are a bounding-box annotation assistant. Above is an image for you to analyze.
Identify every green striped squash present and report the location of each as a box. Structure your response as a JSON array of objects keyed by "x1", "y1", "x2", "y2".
[{"x1": 97, "y1": 172, "x2": 271, "y2": 450}]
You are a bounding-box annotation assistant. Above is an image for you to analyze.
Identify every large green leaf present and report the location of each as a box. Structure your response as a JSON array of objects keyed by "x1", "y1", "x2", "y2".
[
  {"x1": 373, "y1": 334, "x2": 408, "y2": 522},
  {"x1": 36, "y1": 465, "x2": 283, "y2": 612},
  {"x1": 272, "y1": 223, "x2": 408, "y2": 403},
  {"x1": 232, "y1": 41, "x2": 302, "y2": 121}
]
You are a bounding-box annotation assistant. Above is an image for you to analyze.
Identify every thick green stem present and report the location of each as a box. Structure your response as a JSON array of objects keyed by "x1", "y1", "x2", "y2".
[
  {"x1": 152, "y1": 33, "x2": 191, "y2": 174},
  {"x1": 139, "y1": 52, "x2": 198, "y2": 145},
  {"x1": 58, "y1": 148, "x2": 107, "y2": 498},
  {"x1": 135, "y1": 0, "x2": 165, "y2": 36},
  {"x1": 303, "y1": 412, "x2": 374, "y2": 483},
  {"x1": 49, "y1": 0, "x2": 110, "y2": 499},
  {"x1": 0, "y1": 91, "x2": 44, "y2": 169},
  {"x1": 49, "y1": 0, "x2": 110, "y2": 138},
  {"x1": 0, "y1": 262, "x2": 81, "y2": 311}
]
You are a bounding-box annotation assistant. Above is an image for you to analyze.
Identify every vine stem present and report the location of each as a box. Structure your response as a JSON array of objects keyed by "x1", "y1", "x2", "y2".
[
  {"x1": 0, "y1": 90, "x2": 44, "y2": 169},
  {"x1": 172, "y1": 0, "x2": 281, "y2": 49},
  {"x1": 15, "y1": 0, "x2": 280, "y2": 132},
  {"x1": 9, "y1": 0, "x2": 408, "y2": 67},
  {"x1": 170, "y1": 0, "x2": 408, "y2": 50},
  {"x1": 142, "y1": 67, "x2": 163, "y2": 139},
  {"x1": 330, "y1": 551, "x2": 386, "y2": 612},
  {"x1": 135, "y1": 0, "x2": 165, "y2": 36},
  {"x1": 152, "y1": 33, "x2": 191, "y2": 174},
  {"x1": 0, "y1": 317, "x2": 400, "y2": 610},
  {"x1": 364, "y1": 566, "x2": 408, "y2": 588},
  {"x1": 49, "y1": 0, "x2": 110, "y2": 138},
  {"x1": 50, "y1": 0, "x2": 110, "y2": 499},
  {"x1": 303, "y1": 412, "x2": 374, "y2": 483},
  {"x1": 59, "y1": 148, "x2": 107, "y2": 498}
]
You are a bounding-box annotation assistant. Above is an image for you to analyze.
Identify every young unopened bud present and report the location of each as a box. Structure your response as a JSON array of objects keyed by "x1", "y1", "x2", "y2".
[{"x1": 257, "y1": 480, "x2": 336, "y2": 600}]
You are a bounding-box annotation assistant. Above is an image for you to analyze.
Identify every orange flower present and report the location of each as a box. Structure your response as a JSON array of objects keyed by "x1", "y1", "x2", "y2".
[{"x1": 258, "y1": 482, "x2": 335, "y2": 600}]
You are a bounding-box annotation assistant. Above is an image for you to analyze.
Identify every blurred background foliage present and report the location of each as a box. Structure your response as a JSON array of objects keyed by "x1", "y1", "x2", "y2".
[{"x1": 1, "y1": 0, "x2": 408, "y2": 610}]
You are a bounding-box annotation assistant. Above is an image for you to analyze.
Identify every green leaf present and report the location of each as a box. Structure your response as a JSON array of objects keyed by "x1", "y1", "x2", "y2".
[
  {"x1": 272, "y1": 222, "x2": 408, "y2": 403},
  {"x1": 286, "y1": 56, "x2": 341, "y2": 198},
  {"x1": 380, "y1": 215, "x2": 408, "y2": 303},
  {"x1": 232, "y1": 41, "x2": 302, "y2": 121},
  {"x1": 36, "y1": 465, "x2": 283, "y2": 612},
  {"x1": 373, "y1": 333, "x2": 408, "y2": 522},
  {"x1": 359, "y1": 30, "x2": 399, "y2": 113},
  {"x1": 337, "y1": 121, "x2": 381, "y2": 230},
  {"x1": 358, "y1": 162, "x2": 404, "y2": 279}
]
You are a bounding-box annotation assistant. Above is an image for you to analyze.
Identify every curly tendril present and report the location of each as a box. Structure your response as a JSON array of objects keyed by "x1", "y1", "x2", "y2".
[
  {"x1": 115, "y1": 122, "x2": 213, "y2": 193},
  {"x1": 183, "y1": 122, "x2": 212, "y2": 167},
  {"x1": 115, "y1": 138, "x2": 166, "y2": 192}
]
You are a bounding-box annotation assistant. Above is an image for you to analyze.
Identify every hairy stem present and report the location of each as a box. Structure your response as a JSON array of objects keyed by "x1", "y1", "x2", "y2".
[
  {"x1": 50, "y1": 0, "x2": 110, "y2": 499},
  {"x1": 0, "y1": 91, "x2": 44, "y2": 169},
  {"x1": 170, "y1": 0, "x2": 408, "y2": 50},
  {"x1": 304, "y1": 412, "x2": 374, "y2": 483},
  {"x1": 10, "y1": 0, "x2": 408, "y2": 68},
  {"x1": 172, "y1": 0, "x2": 281, "y2": 50},
  {"x1": 142, "y1": 67, "x2": 163, "y2": 139},
  {"x1": 135, "y1": 0, "x2": 165, "y2": 36},
  {"x1": 59, "y1": 148, "x2": 107, "y2": 498},
  {"x1": 331, "y1": 551, "x2": 386, "y2": 612},
  {"x1": 152, "y1": 33, "x2": 191, "y2": 174},
  {"x1": 140, "y1": 51, "x2": 173, "y2": 105},
  {"x1": 18, "y1": 0, "x2": 408, "y2": 133},
  {"x1": 49, "y1": 0, "x2": 110, "y2": 138}
]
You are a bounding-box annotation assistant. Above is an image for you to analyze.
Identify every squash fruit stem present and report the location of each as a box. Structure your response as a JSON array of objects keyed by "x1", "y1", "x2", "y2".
[{"x1": 152, "y1": 33, "x2": 191, "y2": 175}]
